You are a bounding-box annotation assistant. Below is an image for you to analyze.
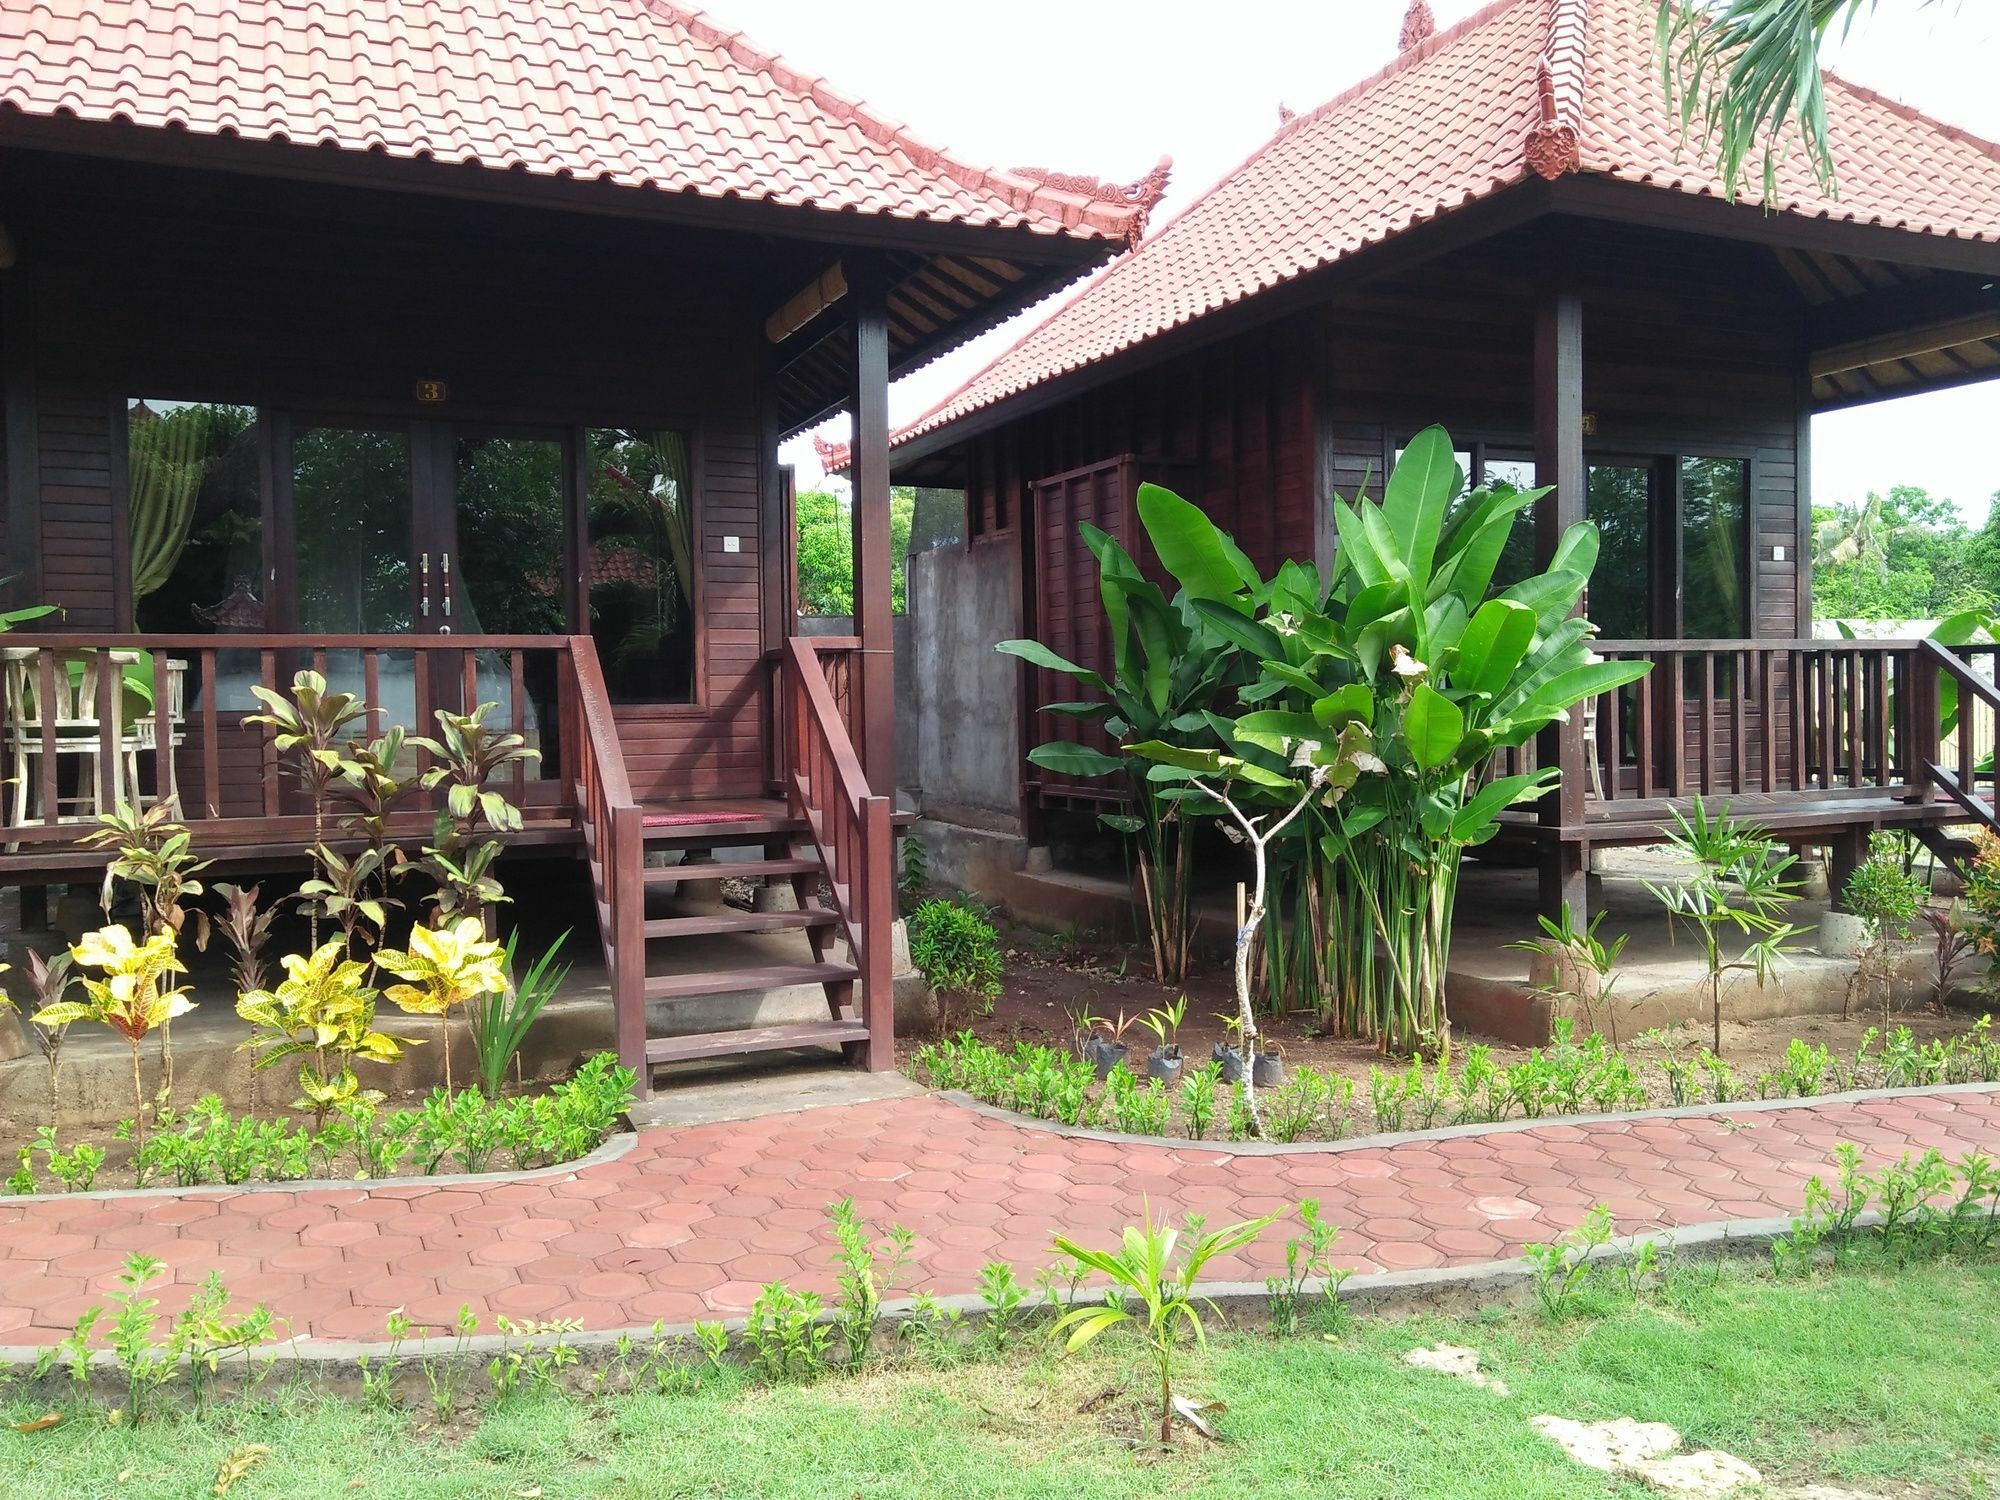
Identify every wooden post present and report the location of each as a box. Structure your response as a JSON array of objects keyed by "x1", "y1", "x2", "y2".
[
  {"x1": 612, "y1": 803, "x2": 648, "y2": 1097},
  {"x1": 847, "y1": 265, "x2": 896, "y2": 799},
  {"x1": 1909, "y1": 642, "x2": 1939, "y2": 804},
  {"x1": 1534, "y1": 277, "x2": 1588, "y2": 925}
]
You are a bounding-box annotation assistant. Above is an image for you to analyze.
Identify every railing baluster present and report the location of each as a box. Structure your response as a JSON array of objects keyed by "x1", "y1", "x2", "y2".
[
  {"x1": 36, "y1": 649, "x2": 57, "y2": 825},
  {"x1": 1759, "y1": 650, "x2": 1777, "y2": 792},
  {"x1": 1847, "y1": 649, "x2": 1864, "y2": 789},
  {"x1": 260, "y1": 648, "x2": 281, "y2": 816},
  {"x1": 462, "y1": 649, "x2": 478, "y2": 721},
  {"x1": 151, "y1": 648, "x2": 174, "y2": 810},
  {"x1": 1636, "y1": 658, "x2": 1655, "y2": 798},
  {"x1": 363, "y1": 648, "x2": 382, "y2": 739},
  {"x1": 1817, "y1": 650, "x2": 1835, "y2": 791},
  {"x1": 508, "y1": 649, "x2": 527, "y2": 806},
  {"x1": 1730, "y1": 650, "x2": 1746, "y2": 794},
  {"x1": 201, "y1": 647, "x2": 221, "y2": 820},
  {"x1": 1668, "y1": 652, "x2": 1687, "y2": 796},
  {"x1": 1699, "y1": 653, "x2": 1715, "y2": 796},
  {"x1": 413, "y1": 649, "x2": 433, "y2": 811},
  {"x1": 96, "y1": 650, "x2": 119, "y2": 814}
]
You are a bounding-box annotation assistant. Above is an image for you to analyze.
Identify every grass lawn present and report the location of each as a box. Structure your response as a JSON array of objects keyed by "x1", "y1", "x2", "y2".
[{"x1": 2, "y1": 1253, "x2": 1995, "y2": 1499}]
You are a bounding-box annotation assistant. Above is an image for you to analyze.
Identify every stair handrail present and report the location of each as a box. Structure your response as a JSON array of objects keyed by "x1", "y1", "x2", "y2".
[
  {"x1": 783, "y1": 635, "x2": 894, "y2": 1071},
  {"x1": 561, "y1": 635, "x2": 648, "y2": 1080},
  {"x1": 1914, "y1": 637, "x2": 2000, "y2": 829}
]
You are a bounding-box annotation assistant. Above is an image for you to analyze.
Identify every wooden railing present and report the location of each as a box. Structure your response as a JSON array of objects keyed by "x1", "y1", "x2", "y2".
[
  {"x1": 783, "y1": 634, "x2": 893, "y2": 1071},
  {"x1": 0, "y1": 633, "x2": 580, "y2": 851},
  {"x1": 1914, "y1": 638, "x2": 1999, "y2": 833},
  {"x1": 1487, "y1": 637, "x2": 1988, "y2": 818},
  {"x1": 557, "y1": 635, "x2": 646, "y2": 1078}
]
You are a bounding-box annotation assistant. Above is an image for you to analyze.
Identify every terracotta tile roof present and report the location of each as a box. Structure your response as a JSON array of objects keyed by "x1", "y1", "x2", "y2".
[
  {"x1": 897, "y1": 0, "x2": 2000, "y2": 447},
  {"x1": 0, "y1": 0, "x2": 1142, "y2": 242}
]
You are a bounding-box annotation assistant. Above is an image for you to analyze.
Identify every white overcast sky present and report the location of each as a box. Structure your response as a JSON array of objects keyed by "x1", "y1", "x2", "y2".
[{"x1": 743, "y1": 0, "x2": 2000, "y2": 525}]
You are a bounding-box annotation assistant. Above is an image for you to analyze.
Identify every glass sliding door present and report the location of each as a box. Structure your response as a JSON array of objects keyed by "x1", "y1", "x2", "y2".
[
  {"x1": 449, "y1": 432, "x2": 569, "y2": 780},
  {"x1": 1584, "y1": 462, "x2": 1655, "y2": 642},
  {"x1": 291, "y1": 424, "x2": 417, "y2": 633},
  {"x1": 1679, "y1": 457, "x2": 1749, "y2": 640}
]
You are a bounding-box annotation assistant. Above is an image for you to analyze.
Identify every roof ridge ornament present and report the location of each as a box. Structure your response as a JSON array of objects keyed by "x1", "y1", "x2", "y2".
[
  {"x1": 1009, "y1": 156, "x2": 1174, "y2": 247},
  {"x1": 1399, "y1": 0, "x2": 1437, "y2": 52},
  {"x1": 1525, "y1": 0, "x2": 1586, "y2": 179}
]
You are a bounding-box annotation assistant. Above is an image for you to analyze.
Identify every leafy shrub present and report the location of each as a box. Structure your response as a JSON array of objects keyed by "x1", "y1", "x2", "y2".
[{"x1": 909, "y1": 897, "x2": 1003, "y2": 1021}]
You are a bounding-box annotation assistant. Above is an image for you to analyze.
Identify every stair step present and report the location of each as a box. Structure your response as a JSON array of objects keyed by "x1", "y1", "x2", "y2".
[
  {"x1": 641, "y1": 812, "x2": 808, "y2": 842},
  {"x1": 644, "y1": 857, "x2": 820, "y2": 885},
  {"x1": 642, "y1": 961, "x2": 856, "y2": 1001},
  {"x1": 645, "y1": 1018, "x2": 868, "y2": 1065},
  {"x1": 642, "y1": 910, "x2": 837, "y2": 939}
]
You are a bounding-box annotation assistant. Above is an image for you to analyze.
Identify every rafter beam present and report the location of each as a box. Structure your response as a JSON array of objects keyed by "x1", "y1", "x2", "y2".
[{"x1": 765, "y1": 261, "x2": 848, "y2": 345}]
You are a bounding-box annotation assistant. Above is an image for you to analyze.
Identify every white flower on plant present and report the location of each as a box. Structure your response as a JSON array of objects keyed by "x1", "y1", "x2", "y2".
[
  {"x1": 1354, "y1": 751, "x2": 1388, "y2": 774},
  {"x1": 1273, "y1": 612, "x2": 1299, "y2": 637},
  {"x1": 1290, "y1": 739, "x2": 1322, "y2": 768},
  {"x1": 1584, "y1": 650, "x2": 1603, "y2": 665},
  {"x1": 1389, "y1": 644, "x2": 1427, "y2": 679}
]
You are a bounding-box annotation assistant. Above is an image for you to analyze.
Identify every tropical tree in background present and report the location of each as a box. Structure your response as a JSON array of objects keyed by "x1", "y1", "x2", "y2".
[
  {"x1": 1813, "y1": 486, "x2": 1999, "y2": 620},
  {"x1": 794, "y1": 487, "x2": 913, "y2": 616},
  {"x1": 1656, "y1": 0, "x2": 1944, "y2": 201}
]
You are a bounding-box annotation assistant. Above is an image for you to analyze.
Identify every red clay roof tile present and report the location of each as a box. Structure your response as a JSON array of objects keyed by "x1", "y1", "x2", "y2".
[
  {"x1": 0, "y1": 0, "x2": 1143, "y2": 243},
  {"x1": 897, "y1": 0, "x2": 2000, "y2": 447}
]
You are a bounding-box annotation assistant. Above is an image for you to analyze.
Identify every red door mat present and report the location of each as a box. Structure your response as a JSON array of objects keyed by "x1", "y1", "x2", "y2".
[{"x1": 642, "y1": 810, "x2": 766, "y2": 828}]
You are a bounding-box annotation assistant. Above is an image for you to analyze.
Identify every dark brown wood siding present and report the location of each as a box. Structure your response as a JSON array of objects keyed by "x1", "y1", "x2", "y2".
[
  {"x1": 925, "y1": 217, "x2": 1816, "y2": 810},
  {"x1": 0, "y1": 145, "x2": 804, "y2": 802}
]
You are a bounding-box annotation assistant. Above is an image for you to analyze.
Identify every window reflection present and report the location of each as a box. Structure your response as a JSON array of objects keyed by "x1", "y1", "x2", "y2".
[{"x1": 587, "y1": 429, "x2": 697, "y2": 704}]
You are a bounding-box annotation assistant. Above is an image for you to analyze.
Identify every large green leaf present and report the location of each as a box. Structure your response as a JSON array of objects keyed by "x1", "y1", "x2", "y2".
[
  {"x1": 1331, "y1": 498, "x2": 1392, "y2": 589},
  {"x1": 1382, "y1": 424, "x2": 1458, "y2": 588},
  {"x1": 1190, "y1": 597, "x2": 1286, "y2": 660},
  {"x1": 1504, "y1": 660, "x2": 1653, "y2": 728},
  {"x1": 1403, "y1": 683, "x2": 1464, "y2": 772},
  {"x1": 1454, "y1": 599, "x2": 1537, "y2": 699},
  {"x1": 997, "y1": 639, "x2": 1108, "y2": 694},
  {"x1": 1231, "y1": 709, "x2": 1322, "y2": 758},
  {"x1": 1137, "y1": 483, "x2": 1244, "y2": 601},
  {"x1": 1451, "y1": 770, "x2": 1557, "y2": 843},
  {"x1": 1313, "y1": 683, "x2": 1374, "y2": 729},
  {"x1": 1026, "y1": 742, "x2": 1126, "y2": 778}
]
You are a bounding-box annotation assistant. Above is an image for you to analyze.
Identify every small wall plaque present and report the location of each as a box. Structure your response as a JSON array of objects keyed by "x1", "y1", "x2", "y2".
[{"x1": 414, "y1": 378, "x2": 448, "y2": 403}]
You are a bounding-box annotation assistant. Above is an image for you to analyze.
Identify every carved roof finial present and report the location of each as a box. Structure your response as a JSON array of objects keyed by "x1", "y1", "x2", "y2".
[
  {"x1": 1400, "y1": 0, "x2": 1437, "y2": 51},
  {"x1": 1278, "y1": 102, "x2": 1298, "y2": 127},
  {"x1": 1010, "y1": 155, "x2": 1174, "y2": 248}
]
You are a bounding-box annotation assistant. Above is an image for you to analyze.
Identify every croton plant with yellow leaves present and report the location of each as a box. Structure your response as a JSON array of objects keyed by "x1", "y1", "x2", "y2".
[
  {"x1": 33, "y1": 924, "x2": 192, "y2": 1152},
  {"x1": 375, "y1": 917, "x2": 508, "y2": 1095},
  {"x1": 236, "y1": 940, "x2": 410, "y2": 1126}
]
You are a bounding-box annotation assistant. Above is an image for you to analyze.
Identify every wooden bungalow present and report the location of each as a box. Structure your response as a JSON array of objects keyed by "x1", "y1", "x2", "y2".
[
  {"x1": 882, "y1": 0, "x2": 2000, "y2": 921},
  {"x1": 0, "y1": 0, "x2": 1155, "y2": 1093}
]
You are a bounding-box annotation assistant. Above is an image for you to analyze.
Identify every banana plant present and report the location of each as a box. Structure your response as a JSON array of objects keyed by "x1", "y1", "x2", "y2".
[
  {"x1": 997, "y1": 524, "x2": 1243, "y2": 985},
  {"x1": 1123, "y1": 426, "x2": 1650, "y2": 1051}
]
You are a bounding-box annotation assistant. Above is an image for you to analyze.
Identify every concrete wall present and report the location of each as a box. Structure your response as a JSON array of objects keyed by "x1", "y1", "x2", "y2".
[{"x1": 902, "y1": 538, "x2": 1023, "y2": 832}]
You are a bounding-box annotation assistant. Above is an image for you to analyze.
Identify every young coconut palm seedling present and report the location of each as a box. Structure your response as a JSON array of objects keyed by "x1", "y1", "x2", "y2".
[
  {"x1": 1053, "y1": 1206, "x2": 1279, "y2": 1444},
  {"x1": 1644, "y1": 798, "x2": 1804, "y2": 1057}
]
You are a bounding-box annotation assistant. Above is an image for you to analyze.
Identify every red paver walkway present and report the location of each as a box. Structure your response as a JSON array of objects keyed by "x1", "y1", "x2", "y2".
[{"x1": 2, "y1": 1088, "x2": 1996, "y2": 1348}]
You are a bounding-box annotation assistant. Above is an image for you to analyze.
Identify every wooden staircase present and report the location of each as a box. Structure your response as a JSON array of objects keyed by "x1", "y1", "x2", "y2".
[{"x1": 561, "y1": 635, "x2": 896, "y2": 1099}]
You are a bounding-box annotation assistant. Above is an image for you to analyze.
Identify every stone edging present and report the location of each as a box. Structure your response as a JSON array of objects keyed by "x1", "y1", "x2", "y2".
[
  {"x1": 941, "y1": 1080, "x2": 2000, "y2": 1154},
  {"x1": 0, "y1": 1211, "x2": 1820, "y2": 1372},
  {"x1": 0, "y1": 1127, "x2": 638, "y2": 1205}
]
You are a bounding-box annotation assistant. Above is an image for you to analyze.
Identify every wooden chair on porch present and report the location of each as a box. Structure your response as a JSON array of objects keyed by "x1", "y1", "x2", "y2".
[{"x1": 2, "y1": 648, "x2": 188, "y2": 830}]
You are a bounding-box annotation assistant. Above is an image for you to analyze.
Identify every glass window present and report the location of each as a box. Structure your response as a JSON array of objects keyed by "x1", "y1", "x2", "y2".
[
  {"x1": 586, "y1": 428, "x2": 696, "y2": 704},
  {"x1": 1585, "y1": 463, "x2": 1654, "y2": 641},
  {"x1": 1481, "y1": 454, "x2": 1539, "y2": 592},
  {"x1": 452, "y1": 435, "x2": 567, "y2": 636},
  {"x1": 292, "y1": 425, "x2": 414, "y2": 633},
  {"x1": 128, "y1": 400, "x2": 262, "y2": 633},
  {"x1": 1680, "y1": 457, "x2": 1748, "y2": 640}
]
